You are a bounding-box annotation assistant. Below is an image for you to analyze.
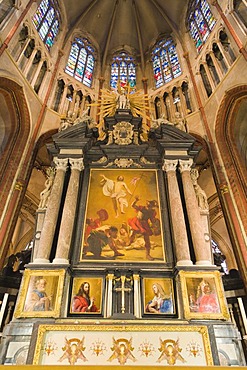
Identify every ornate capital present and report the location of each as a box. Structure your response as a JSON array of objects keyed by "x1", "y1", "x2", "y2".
[
  {"x1": 53, "y1": 157, "x2": 68, "y2": 171},
  {"x1": 107, "y1": 273, "x2": 114, "y2": 281},
  {"x1": 69, "y1": 158, "x2": 84, "y2": 171},
  {"x1": 179, "y1": 158, "x2": 193, "y2": 173},
  {"x1": 162, "y1": 159, "x2": 178, "y2": 172},
  {"x1": 133, "y1": 274, "x2": 140, "y2": 281}
]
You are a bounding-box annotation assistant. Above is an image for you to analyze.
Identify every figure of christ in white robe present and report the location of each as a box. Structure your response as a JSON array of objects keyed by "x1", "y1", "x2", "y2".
[{"x1": 100, "y1": 175, "x2": 132, "y2": 217}]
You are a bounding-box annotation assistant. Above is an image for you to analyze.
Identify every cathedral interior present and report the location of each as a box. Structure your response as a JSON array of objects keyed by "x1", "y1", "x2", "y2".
[{"x1": 0, "y1": 0, "x2": 247, "y2": 367}]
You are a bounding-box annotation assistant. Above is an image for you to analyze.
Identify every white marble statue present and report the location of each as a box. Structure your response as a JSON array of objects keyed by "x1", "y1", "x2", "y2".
[
  {"x1": 38, "y1": 167, "x2": 56, "y2": 209},
  {"x1": 190, "y1": 168, "x2": 209, "y2": 210}
]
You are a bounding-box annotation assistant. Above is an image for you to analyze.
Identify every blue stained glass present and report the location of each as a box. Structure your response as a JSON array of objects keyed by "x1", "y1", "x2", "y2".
[
  {"x1": 189, "y1": 0, "x2": 216, "y2": 52},
  {"x1": 65, "y1": 43, "x2": 79, "y2": 76},
  {"x1": 65, "y1": 38, "x2": 95, "y2": 87},
  {"x1": 83, "y1": 55, "x2": 94, "y2": 87},
  {"x1": 110, "y1": 52, "x2": 136, "y2": 88},
  {"x1": 39, "y1": 20, "x2": 49, "y2": 40},
  {"x1": 32, "y1": 0, "x2": 60, "y2": 50},
  {"x1": 46, "y1": 8, "x2": 54, "y2": 26},
  {"x1": 201, "y1": 0, "x2": 216, "y2": 30},
  {"x1": 152, "y1": 38, "x2": 181, "y2": 87}
]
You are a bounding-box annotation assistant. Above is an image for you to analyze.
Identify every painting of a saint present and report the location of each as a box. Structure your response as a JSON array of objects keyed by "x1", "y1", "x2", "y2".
[
  {"x1": 144, "y1": 278, "x2": 174, "y2": 315},
  {"x1": 179, "y1": 271, "x2": 229, "y2": 320},
  {"x1": 81, "y1": 170, "x2": 165, "y2": 262},
  {"x1": 187, "y1": 278, "x2": 220, "y2": 314},
  {"x1": 14, "y1": 269, "x2": 65, "y2": 318},
  {"x1": 70, "y1": 278, "x2": 102, "y2": 314},
  {"x1": 24, "y1": 278, "x2": 52, "y2": 311}
]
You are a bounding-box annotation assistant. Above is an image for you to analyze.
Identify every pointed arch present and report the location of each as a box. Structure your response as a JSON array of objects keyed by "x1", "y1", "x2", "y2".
[
  {"x1": 215, "y1": 85, "x2": 247, "y2": 234},
  {"x1": 0, "y1": 78, "x2": 31, "y2": 217}
]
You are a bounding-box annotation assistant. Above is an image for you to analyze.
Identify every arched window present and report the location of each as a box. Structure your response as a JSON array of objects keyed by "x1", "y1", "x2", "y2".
[
  {"x1": 0, "y1": 0, "x2": 15, "y2": 24},
  {"x1": 32, "y1": 0, "x2": 60, "y2": 50},
  {"x1": 65, "y1": 37, "x2": 95, "y2": 88},
  {"x1": 110, "y1": 52, "x2": 136, "y2": 89},
  {"x1": 234, "y1": 0, "x2": 247, "y2": 28},
  {"x1": 187, "y1": 0, "x2": 216, "y2": 52},
  {"x1": 152, "y1": 37, "x2": 182, "y2": 89}
]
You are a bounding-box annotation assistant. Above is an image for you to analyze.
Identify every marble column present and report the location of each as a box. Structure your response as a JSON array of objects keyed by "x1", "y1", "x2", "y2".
[
  {"x1": 163, "y1": 159, "x2": 192, "y2": 266},
  {"x1": 53, "y1": 158, "x2": 84, "y2": 264},
  {"x1": 133, "y1": 274, "x2": 141, "y2": 318},
  {"x1": 33, "y1": 158, "x2": 68, "y2": 264},
  {"x1": 32, "y1": 209, "x2": 46, "y2": 261},
  {"x1": 179, "y1": 159, "x2": 212, "y2": 265}
]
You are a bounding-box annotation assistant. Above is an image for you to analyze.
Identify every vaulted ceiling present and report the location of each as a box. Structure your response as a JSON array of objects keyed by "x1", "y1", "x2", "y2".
[{"x1": 62, "y1": 0, "x2": 189, "y2": 67}]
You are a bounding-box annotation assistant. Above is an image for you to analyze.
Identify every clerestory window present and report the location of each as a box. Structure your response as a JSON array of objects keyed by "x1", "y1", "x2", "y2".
[
  {"x1": 152, "y1": 37, "x2": 182, "y2": 89},
  {"x1": 110, "y1": 51, "x2": 136, "y2": 89},
  {"x1": 65, "y1": 37, "x2": 95, "y2": 88},
  {"x1": 32, "y1": 0, "x2": 60, "y2": 50},
  {"x1": 187, "y1": 0, "x2": 216, "y2": 52}
]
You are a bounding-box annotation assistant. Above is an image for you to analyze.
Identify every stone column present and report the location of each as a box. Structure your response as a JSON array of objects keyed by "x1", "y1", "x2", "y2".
[
  {"x1": 179, "y1": 159, "x2": 212, "y2": 265},
  {"x1": 32, "y1": 210, "x2": 46, "y2": 261},
  {"x1": 209, "y1": 51, "x2": 224, "y2": 79},
  {"x1": 53, "y1": 158, "x2": 84, "y2": 264},
  {"x1": 30, "y1": 57, "x2": 45, "y2": 87},
  {"x1": 203, "y1": 61, "x2": 215, "y2": 88},
  {"x1": 33, "y1": 158, "x2": 68, "y2": 264},
  {"x1": 16, "y1": 36, "x2": 31, "y2": 64},
  {"x1": 133, "y1": 274, "x2": 141, "y2": 318},
  {"x1": 22, "y1": 47, "x2": 38, "y2": 76},
  {"x1": 168, "y1": 91, "x2": 176, "y2": 118},
  {"x1": 163, "y1": 159, "x2": 192, "y2": 266}
]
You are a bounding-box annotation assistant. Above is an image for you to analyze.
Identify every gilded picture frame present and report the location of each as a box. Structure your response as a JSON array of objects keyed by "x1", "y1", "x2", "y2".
[
  {"x1": 14, "y1": 269, "x2": 65, "y2": 318},
  {"x1": 179, "y1": 270, "x2": 230, "y2": 320},
  {"x1": 80, "y1": 169, "x2": 165, "y2": 263},
  {"x1": 32, "y1": 324, "x2": 213, "y2": 366},
  {"x1": 143, "y1": 277, "x2": 175, "y2": 315},
  {"x1": 69, "y1": 277, "x2": 103, "y2": 315}
]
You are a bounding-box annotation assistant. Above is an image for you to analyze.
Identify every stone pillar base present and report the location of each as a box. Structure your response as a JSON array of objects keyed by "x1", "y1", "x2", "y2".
[
  {"x1": 196, "y1": 260, "x2": 213, "y2": 266},
  {"x1": 31, "y1": 258, "x2": 50, "y2": 264},
  {"x1": 176, "y1": 260, "x2": 193, "y2": 266},
  {"x1": 52, "y1": 258, "x2": 69, "y2": 265}
]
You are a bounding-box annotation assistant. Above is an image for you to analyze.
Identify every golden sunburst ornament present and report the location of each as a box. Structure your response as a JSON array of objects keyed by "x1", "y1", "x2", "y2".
[{"x1": 89, "y1": 82, "x2": 153, "y2": 140}]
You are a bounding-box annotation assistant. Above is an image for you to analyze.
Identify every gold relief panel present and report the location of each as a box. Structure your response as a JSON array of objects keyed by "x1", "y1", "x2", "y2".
[{"x1": 33, "y1": 324, "x2": 213, "y2": 366}]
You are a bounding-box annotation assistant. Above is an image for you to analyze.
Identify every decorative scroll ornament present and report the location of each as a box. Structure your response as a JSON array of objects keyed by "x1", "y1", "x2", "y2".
[
  {"x1": 114, "y1": 158, "x2": 134, "y2": 168},
  {"x1": 113, "y1": 121, "x2": 134, "y2": 145}
]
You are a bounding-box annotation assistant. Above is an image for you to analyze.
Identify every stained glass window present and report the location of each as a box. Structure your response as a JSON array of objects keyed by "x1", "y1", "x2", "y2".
[
  {"x1": 188, "y1": 0, "x2": 216, "y2": 53},
  {"x1": 110, "y1": 52, "x2": 136, "y2": 89},
  {"x1": 152, "y1": 38, "x2": 182, "y2": 89},
  {"x1": 65, "y1": 37, "x2": 95, "y2": 88},
  {"x1": 32, "y1": 0, "x2": 60, "y2": 50}
]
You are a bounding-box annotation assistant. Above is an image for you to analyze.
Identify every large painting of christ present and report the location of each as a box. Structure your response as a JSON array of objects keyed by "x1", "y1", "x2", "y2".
[{"x1": 80, "y1": 169, "x2": 165, "y2": 262}]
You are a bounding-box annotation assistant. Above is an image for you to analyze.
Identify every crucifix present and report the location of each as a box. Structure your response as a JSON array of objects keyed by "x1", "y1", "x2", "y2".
[{"x1": 114, "y1": 275, "x2": 132, "y2": 314}]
